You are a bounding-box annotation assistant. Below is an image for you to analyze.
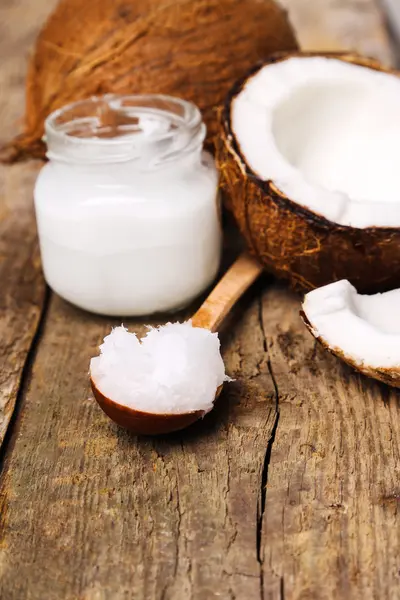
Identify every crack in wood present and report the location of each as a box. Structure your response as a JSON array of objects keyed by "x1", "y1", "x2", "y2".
[
  {"x1": 0, "y1": 287, "x2": 51, "y2": 476},
  {"x1": 256, "y1": 296, "x2": 281, "y2": 600},
  {"x1": 280, "y1": 575, "x2": 285, "y2": 600},
  {"x1": 174, "y1": 468, "x2": 182, "y2": 580}
]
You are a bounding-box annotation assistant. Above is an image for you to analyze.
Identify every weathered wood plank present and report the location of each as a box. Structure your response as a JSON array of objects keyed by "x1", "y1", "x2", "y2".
[
  {"x1": 0, "y1": 0, "x2": 399, "y2": 599},
  {"x1": 259, "y1": 285, "x2": 400, "y2": 599},
  {"x1": 0, "y1": 0, "x2": 57, "y2": 146},
  {"x1": 280, "y1": 0, "x2": 394, "y2": 65},
  {"x1": 0, "y1": 162, "x2": 44, "y2": 444},
  {"x1": 0, "y1": 289, "x2": 277, "y2": 600},
  {"x1": 0, "y1": 0, "x2": 57, "y2": 447}
]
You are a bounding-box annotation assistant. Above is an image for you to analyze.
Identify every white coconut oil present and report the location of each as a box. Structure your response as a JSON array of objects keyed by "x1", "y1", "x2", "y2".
[
  {"x1": 34, "y1": 95, "x2": 221, "y2": 316},
  {"x1": 90, "y1": 323, "x2": 230, "y2": 414}
]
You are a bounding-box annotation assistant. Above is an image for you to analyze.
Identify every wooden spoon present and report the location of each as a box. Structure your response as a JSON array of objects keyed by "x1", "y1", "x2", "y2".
[{"x1": 91, "y1": 252, "x2": 263, "y2": 435}]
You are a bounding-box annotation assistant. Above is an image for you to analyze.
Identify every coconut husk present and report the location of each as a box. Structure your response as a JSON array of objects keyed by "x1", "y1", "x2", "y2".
[
  {"x1": 1, "y1": 0, "x2": 297, "y2": 163},
  {"x1": 218, "y1": 51, "x2": 400, "y2": 294}
]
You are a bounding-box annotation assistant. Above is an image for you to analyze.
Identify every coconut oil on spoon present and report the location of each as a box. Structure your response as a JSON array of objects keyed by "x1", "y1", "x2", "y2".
[{"x1": 90, "y1": 253, "x2": 263, "y2": 435}]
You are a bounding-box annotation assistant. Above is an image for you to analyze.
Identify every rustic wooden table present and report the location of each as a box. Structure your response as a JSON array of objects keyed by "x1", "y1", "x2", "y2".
[{"x1": 0, "y1": 1, "x2": 399, "y2": 599}]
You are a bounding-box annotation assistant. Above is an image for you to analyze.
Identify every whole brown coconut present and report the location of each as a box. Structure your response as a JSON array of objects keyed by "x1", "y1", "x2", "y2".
[
  {"x1": 219, "y1": 51, "x2": 400, "y2": 294},
  {"x1": 2, "y1": 0, "x2": 297, "y2": 162}
]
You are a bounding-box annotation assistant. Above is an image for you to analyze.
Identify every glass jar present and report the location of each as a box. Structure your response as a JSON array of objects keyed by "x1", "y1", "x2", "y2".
[{"x1": 34, "y1": 94, "x2": 221, "y2": 316}]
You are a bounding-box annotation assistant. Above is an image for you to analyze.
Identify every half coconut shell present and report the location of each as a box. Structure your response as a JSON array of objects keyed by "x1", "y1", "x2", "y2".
[
  {"x1": 300, "y1": 279, "x2": 400, "y2": 388},
  {"x1": 219, "y1": 52, "x2": 400, "y2": 293},
  {"x1": 301, "y1": 311, "x2": 400, "y2": 388}
]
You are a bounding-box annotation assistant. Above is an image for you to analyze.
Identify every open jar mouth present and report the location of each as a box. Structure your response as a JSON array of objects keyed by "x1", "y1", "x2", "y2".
[{"x1": 44, "y1": 94, "x2": 206, "y2": 166}]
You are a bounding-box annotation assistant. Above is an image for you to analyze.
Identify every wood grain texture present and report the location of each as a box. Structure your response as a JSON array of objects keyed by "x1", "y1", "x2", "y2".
[
  {"x1": 0, "y1": 0, "x2": 399, "y2": 599},
  {"x1": 0, "y1": 290, "x2": 277, "y2": 600},
  {"x1": 0, "y1": 162, "x2": 45, "y2": 444},
  {"x1": 280, "y1": 0, "x2": 394, "y2": 65},
  {"x1": 0, "y1": 0, "x2": 56, "y2": 446},
  {"x1": 259, "y1": 285, "x2": 400, "y2": 599}
]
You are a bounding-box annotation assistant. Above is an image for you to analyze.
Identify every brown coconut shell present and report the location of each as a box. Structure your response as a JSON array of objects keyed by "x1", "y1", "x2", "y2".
[
  {"x1": 218, "y1": 51, "x2": 400, "y2": 294},
  {"x1": 300, "y1": 310, "x2": 400, "y2": 388},
  {"x1": 1, "y1": 0, "x2": 297, "y2": 163}
]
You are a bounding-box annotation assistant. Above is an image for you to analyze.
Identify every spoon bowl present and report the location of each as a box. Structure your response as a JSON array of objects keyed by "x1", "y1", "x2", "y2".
[
  {"x1": 91, "y1": 253, "x2": 263, "y2": 435},
  {"x1": 91, "y1": 379, "x2": 222, "y2": 435}
]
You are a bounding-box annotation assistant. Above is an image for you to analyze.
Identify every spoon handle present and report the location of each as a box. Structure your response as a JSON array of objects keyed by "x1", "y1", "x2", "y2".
[{"x1": 192, "y1": 252, "x2": 263, "y2": 333}]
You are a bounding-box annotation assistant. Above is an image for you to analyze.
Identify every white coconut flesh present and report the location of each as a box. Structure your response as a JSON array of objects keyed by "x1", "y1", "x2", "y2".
[
  {"x1": 90, "y1": 323, "x2": 230, "y2": 415},
  {"x1": 231, "y1": 56, "x2": 400, "y2": 227},
  {"x1": 302, "y1": 280, "x2": 400, "y2": 369}
]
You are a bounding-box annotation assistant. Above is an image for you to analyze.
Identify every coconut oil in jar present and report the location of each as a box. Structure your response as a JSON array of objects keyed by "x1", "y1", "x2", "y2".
[{"x1": 34, "y1": 95, "x2": 221, "y2": 316}]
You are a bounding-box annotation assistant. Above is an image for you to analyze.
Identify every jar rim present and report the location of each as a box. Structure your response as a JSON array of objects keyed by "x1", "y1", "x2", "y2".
[{"x1": 44, "y1": 94, "x2": 205, "y2": 165}]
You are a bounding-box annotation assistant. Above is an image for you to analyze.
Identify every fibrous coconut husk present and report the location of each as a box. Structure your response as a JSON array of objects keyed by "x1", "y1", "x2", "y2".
[
  {"x1": 1, "y1": 0, "x2": 297, "y2": 163},
  {"x1": 218, "y1": 52, "x2": 400, "y2": 294}
]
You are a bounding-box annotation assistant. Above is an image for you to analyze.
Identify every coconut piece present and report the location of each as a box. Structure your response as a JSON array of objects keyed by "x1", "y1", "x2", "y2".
[
  {"x1": 219, "y1": 52, "x2": 400, "y2": 293},
  {"x1": 90, "y1": 323, "x2": 230, "y2": 415},
  {"x1": 301, "y1": 279, "x2": 400, "y2": 387},
  {"x1": 1, "y1": 0, "x2": 297, "y2": 163}
]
